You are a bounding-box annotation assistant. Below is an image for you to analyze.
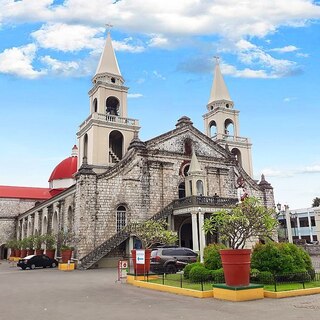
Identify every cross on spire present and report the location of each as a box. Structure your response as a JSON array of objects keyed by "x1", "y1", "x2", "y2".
[
  {"x1": 105, "y1": 23, "x2": 113, "y2": 33},
  {"x1": 214, "y1": 56, "x2": 220, "y2": 65}
]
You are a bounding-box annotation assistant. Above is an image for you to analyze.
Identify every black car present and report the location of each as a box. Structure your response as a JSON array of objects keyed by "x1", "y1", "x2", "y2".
[
  {"x1": 150, "y1": 247, "x2": 198, "y2": 274},
  {"x1": 17, "y1": 254, "x2": 58, "y2": 270}
]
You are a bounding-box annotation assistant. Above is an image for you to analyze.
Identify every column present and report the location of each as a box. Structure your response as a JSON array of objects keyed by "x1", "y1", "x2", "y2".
[
  {"x1": 285, "y1": 205, "x2": 293, "y2": 243},
  {"x1": 307, "y1": 210, "x2": 314, "y2": 242},
  {"x1": 191, "y1": 212, "x2": 199, "y2": 253},
  {"x1": 198, "y1": 209, "x2": 206, "y2": 263},
  {"x1": 167, "y1": 214, "x2": 174, "y2": 231},
  {"x1": 296, "y1": 215, "x2": 301, "y2": 239}
]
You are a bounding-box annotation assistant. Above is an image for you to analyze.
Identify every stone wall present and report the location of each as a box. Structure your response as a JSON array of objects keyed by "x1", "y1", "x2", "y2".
[{"x1": 0, "y1": 218, "x2": 16, "y2": 245}]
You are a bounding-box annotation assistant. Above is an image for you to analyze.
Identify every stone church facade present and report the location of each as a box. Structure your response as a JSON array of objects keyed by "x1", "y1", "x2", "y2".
[{"x1": 0, "y1": 32, "x2": 274, "y2": 267}]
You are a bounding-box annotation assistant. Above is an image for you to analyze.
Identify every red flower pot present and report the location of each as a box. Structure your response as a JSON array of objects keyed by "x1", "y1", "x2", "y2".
[
  {"x1": 35, "y1": 249, "x2": 44, "y2": 255},
  {"x1": 220, "y1": 249, "x2": 251, "y2": 287},
  {"x1": 45, "y1": 249, "x2": 55, "y2": 259},
  {"x1": 131, "y1": 249, "x2": 151, "y2": 275},
  {"x1": 20, "y1": 249, "x2": 27, "y2": 258},
  {"x1": 10, "y1": 249, "x2": 16, "y2": 257},
  {"x1": 61, "y1": 249, "x2": 73, "y2": 263},
  {"x1": 15, "y1": 249, "x2": 21, "y2": 257},
  {"x1": 27, "y1": 249, "x2": 35, "y2": 255}
]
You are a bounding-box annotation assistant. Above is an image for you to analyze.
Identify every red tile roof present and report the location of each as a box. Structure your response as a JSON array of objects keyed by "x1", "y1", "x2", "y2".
[{"x1": 0, "y1": 186, "x2": 52, "y2": 200}]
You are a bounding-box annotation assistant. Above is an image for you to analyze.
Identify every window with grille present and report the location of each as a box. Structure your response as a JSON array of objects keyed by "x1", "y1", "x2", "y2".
[{"x1": 116, "y1": 206, "x2": 126, "y2": 232}]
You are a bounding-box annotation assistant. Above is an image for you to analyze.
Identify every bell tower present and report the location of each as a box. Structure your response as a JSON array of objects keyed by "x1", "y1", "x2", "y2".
[
  {"x1": 77, "y1": 31, "x2": 140, "y2": 172},
  {"x1": 203, "y1": 58, "x2": 253, "y2": 177}
]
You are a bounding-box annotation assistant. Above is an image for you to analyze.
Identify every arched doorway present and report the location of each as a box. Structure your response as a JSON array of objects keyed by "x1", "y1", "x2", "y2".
[
  {"x1": 109, "y1": 130, "x2": 123, "y2": 163},
  {"x1": 180, "y1": 220, "x2": 193, "y2": 249}
]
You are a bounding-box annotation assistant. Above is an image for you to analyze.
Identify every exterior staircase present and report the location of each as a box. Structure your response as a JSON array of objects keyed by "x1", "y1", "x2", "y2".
[
  {"x1": 78, "y1": 202, "x2": 174, "y2": 270},
  {"x1": 109, "y1": 149, "x2": 120, "y2": 163}
]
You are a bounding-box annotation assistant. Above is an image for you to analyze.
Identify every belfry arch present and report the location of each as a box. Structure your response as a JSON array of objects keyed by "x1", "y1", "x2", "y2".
[{"x1": 106, "y1": 96, "x2": 119, "y2": 116}]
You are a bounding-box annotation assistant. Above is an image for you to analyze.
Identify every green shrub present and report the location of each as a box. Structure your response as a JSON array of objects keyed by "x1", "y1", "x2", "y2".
[
  {"x1": 203, "y1": 243, "x2": 226, "y2": 270},
  {"x1": 189, "y1": 265, "x2": 211, "y2": 283},
  {"x1": 210, "y1": 268, "x2": 225, "y2": 283},
  {"x1": 251, "y1": 242, "x2": 313, "y2": 274},
  {"x1": 183, "y1": 262, "x2": 203, "y2": 279}
]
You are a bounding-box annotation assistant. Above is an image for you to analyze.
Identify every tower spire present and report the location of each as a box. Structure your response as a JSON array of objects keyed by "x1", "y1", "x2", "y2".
[
  {"x1": 208, "y1": 57, "x2": 232, "y2": 105},
  {"x1": 95, "y1": 29, "x2": 121, "y2": 77}
]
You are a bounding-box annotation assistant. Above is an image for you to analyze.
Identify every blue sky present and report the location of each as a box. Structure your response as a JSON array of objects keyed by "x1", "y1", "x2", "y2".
[{"x1": 1, "y1": 0, "x2": 320, "y2": 209}]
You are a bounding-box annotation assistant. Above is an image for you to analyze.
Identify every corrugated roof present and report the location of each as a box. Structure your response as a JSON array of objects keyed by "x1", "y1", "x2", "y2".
[{"x1": 0, "y1": 186, "x2": 52, "y2": 200}]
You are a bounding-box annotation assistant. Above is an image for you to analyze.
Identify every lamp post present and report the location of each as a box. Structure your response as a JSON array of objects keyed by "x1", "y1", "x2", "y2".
[{"x1": 277, "y1": 203, "x2": 293, "y2": 243}]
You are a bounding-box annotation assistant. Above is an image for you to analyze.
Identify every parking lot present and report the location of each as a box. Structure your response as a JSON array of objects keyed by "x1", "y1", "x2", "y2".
[{"x1": 1, "y1": 260, "x2": 320, "y2": 320}]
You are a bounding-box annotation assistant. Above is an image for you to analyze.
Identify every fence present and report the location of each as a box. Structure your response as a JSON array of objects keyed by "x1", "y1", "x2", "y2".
[{"x1": 129, "y1": 266, "x2": 320, "y2": 292}]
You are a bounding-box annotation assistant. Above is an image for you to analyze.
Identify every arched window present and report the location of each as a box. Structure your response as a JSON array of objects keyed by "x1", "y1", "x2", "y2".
[
  {"x1": 83, "y1": 134, "x2": 88, "y2": 159},
  {"x1": 28, "y1": 221, "x2": 32, "y2": 237},
  {"x1": 42, "y1": 216, "x2": 48, "y2": 235},
  {"x1": 67, "y1": 206, "x2": 73, "y2": 232},
  {"x1": 178, "y1": 182, "x2": 186, "y2": 199},
  {"x1": 109, "y1": 130, "x2": 123, "y2": 163},
  {"x1": 196, "y1": 180, "x2": 204, "y2": 196},
  {"x1": 52, "y1": 211, "x2": 58, "y2": 234},
  {"x1": 209, "y1": 120, "x2": 217, "y2": 137},
  {"x1": 231, "y1": 148, "x2": 242, "y2": 166},
  {"x1": 106, "y1": 96, "x2": 120, "y2": 116},
  {"x1": 116, "y1": 206, "x2": 126, "y2": 232},
  {"x1": 93, "y1": 98, "x2": 98, "y2": 113},
  {"x1": 224, "y1": 119, "x2": 234, "y2": 136}
]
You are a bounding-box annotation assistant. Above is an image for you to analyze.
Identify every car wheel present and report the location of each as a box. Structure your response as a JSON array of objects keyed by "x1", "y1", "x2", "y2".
[
  {"x1": 21, "y1": 266, "x2": 26, "y2": 270},
  {"x1": 165, "y1": 264, "x2": 176, "y2": 274},
  {"x1": 51, "y1": 262, "x2": 57, "y2": 268},
  {"x1": 30, "y1": 264, "x2": 36, "y2": 270}
]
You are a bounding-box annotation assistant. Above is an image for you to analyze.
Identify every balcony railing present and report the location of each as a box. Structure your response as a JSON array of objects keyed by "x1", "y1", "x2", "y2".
[
  {"x1": 79, "y1": 113, "x2": 139, "y2": 129},
  {"x1": 211, "y1": 133, "x2": 249, "y2": 143},
  {"x1": 172, "y1": 196, "x2": 238, "y2": 210}
]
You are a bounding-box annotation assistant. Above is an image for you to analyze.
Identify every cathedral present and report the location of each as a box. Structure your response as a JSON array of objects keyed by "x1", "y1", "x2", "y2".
[{"x1": 0, "y1": 32, "x2": 274, "y2": 267}]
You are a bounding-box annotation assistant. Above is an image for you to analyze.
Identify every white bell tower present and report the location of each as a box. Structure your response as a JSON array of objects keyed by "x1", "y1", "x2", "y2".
[
  {"x1": 203, "y1": 58, "x2": 253, "y2": 177},
  {"x1": 77, "y1": 31, "x2": 140, "y2": 172}
]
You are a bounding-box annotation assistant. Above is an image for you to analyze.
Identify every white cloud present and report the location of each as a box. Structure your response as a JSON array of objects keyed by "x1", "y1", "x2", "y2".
[
  {"x1": 148, "y1": 35, "x2": 170, "y2": 48},
  {"x1": 153, "y1": 70, "x2": 166, "y2": 80},
  {"x1": 2, "y1": 1, "x2": 320, "y2": 40},
  {"x1": 270, "y1": 45, "x2": 299, "y2": 53},
  {"x1": 297, "y1": 52, "x2": 309, "y2": 58},
  {"x1": 0, "y1": 44, "x2": 45, "y2": 79},
  {"x1": 41, "y1": 55, "x2": 80, "y2": 76},
  {"x1": 128, "y1": 93, "x2": 143, "y2": 98},
  {"x1": 298, "y1": 165, "x2": 320, "y2": 174},
  {"x1": 113, "y1": 38, "x2": 145, "y2": 53},
  {"x1": 283, "y1": 97, "x2": 297, "y2": 102},
  {"x1": 259, "y1": 168, "x2": 294, "y2": 178},
  {"x1": 32, "y1": 23, "x2": 104, "y2": 52}
]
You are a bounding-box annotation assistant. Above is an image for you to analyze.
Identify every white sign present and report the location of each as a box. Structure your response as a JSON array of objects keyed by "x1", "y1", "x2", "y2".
[{"x1": 136, "y1": 249, "x2": 145, "y2": 265}]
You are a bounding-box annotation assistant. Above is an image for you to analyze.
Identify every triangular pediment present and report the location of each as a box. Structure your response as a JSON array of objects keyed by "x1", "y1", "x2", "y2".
[{"x1": 145, "y1": 117, "x2": 232, "y2": 161}]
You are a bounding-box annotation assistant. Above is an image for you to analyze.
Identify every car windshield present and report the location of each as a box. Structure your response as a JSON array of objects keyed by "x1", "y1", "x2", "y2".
[{"x1": 23, "y1": 255, "x2": 35, "y2": 260}]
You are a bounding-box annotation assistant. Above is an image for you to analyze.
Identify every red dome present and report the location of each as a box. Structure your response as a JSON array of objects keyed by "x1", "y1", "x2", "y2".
[{"x1": 48, "y1": 156, "x2": 78, "y2": 182}]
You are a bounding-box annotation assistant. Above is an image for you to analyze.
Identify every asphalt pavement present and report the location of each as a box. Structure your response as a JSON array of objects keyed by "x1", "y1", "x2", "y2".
[{"x1": 1, "y1": 260, "x2": 320, "y2": 320}]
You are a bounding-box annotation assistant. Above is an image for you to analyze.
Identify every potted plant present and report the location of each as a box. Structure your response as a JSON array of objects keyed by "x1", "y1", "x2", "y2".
[
  {"x1": 44, "y1": 234, "x2": 56, "y2": 259},
  {"x1": 58, "y1": 231, "x2": 77, "y2": 263},
  {"x1": 7, "y1": 239, "x2": 17, "y2": 258},
  {"x1": 34, "y1": 235, "x2": 45, "y2": 255},
  {"x1": 15, "y1": 240, "x2": 21, "y2": 258},
  {"x1": 20, "y1": 238, "x2": 28, "y2": 258},
  {"x1": 131, "y1": 219, "x2": 178, "y2": 275},
  {"x1": 26, "y1": 236, "x2": 35, "y2": 255},
  {"x1": 203, "y1": 197, "x2": 277, "y2": 286}
]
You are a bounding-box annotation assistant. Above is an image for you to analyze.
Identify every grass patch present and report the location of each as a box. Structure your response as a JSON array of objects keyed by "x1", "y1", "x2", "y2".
[
  {"x1": 264, "y1": 281, "x2": 320, "y2": 292},
  {"x1": 145, "y1": 274, "x2": 217, "y2": 291},
  {"x1": 144, "y1": 274, "x2": 320, "y2": 292}
]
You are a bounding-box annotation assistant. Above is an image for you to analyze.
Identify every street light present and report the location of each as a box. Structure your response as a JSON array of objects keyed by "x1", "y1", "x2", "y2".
[{"x1": 276, "y1": 203, "x2": 292, "y2": 243}]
